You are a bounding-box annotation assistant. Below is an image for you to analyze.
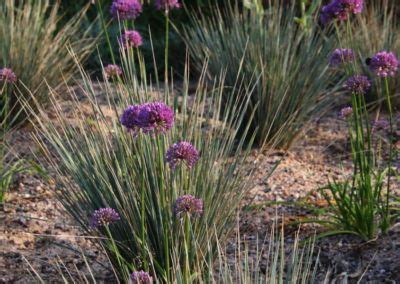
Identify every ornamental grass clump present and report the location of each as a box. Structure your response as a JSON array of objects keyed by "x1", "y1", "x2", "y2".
[
  {"x1": 0, "y1": 0, "x2": 96, "y2": 124},
  {"x1": 182, "y1": 0, "x2": 340, "y2": 149},
  {"x1": 28, "y1": 44, "x2": 259, "y2": 281},
  {"x1": 25, "y1": 222, "x2": 319, "y2": 283}
]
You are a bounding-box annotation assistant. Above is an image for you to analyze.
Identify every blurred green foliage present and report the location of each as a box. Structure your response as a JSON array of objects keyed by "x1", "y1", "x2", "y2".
[{"x1": 59, "y1": 0, "x2": 234, "y2": 76}]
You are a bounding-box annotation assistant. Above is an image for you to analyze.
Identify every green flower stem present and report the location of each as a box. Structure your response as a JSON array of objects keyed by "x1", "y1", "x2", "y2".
[
  {"x1": 97, "y1": 0, "x2": 116, "y2": 64},
  {"x1": 156, "y1": 135, "x2": 170, "y2": 282},
  {"x1": 1, "y1": 84, "x2": 8, "y2": 131},
  {"x1": 104, "y1": 225, "x2": 125, "y2": 275},
  {"x1": 164, "y1": 12, "x2": 170, "y2": 101},
  {"x1": 140, "y1": 149, "x2": 148, "y2": 270},
  {"x1": 184, "y1": 216, "x2": 190, "y2": 282},
  {"x1": 384, "y1": 77, "x2": 393, "y2": 232}
]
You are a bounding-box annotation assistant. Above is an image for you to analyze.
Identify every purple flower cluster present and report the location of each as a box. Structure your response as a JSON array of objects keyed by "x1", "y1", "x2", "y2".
[
  {"x1": 166, "y1": 142, "x2": 199, "y2": 169},
  {"x1": 372, "y1": 119, "x2": 390, "y2": 131},
  {"x1": 344, "y1": 75, "x2": 371, "y2": 94},
  {"x1": 121, "y1": 105, "x2": 142, "y2": 131},
  {"x1": 368, "y1": 51, "x2": 399, "y2": 78},
  {"x1": 137, "y1": 102, "x2": 175, "y2": 134},
  {"x1": 130, "y1": 271, "x2": 153, "y2": 284},
  {"x1": 121, "y1": 102, "x2": 174, "y2": 135},
  {"x1": 321, "y1": 0, "x2": 364, "y2": 25},
  {"x1": 339, "y1": 106, "x2": 353, "y2": 119},
  {"x1": 0, "y1": 68, "x2": 17, "y2": 84},
  {"x1": 155, "y1": 0, "x2": 181, "y2": 12},
  {"x1": 174, "y1": 195, "x2": 203, "y2": 218},
  {"x1": 90, "y1": 208, "x2": 120, "y2": 228},
  {"x1": 329, "y1": 48, "x2": 354, "y2": 67},
  {"x1": 119, "y1": 30, "x2": 143, "y2": 49},
  {"x1": 110, "y1": 0, "x2": 142, "y2": 20},
  {"x1": 104, "y1": 64, "x2": 122, "y2": 80}
]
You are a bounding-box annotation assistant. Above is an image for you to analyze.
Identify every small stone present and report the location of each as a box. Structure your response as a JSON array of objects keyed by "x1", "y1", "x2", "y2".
[{"x1": 13, "y1": 217, "x2": 28, "y2": 227}]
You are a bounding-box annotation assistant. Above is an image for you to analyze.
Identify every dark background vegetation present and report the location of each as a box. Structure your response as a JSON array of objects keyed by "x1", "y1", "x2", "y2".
[
  {"x1": 60, "y1": 0, "x2": 232, "y2": 76},
  {"x1": 59, "y1": 0, "x2": 399, "y2": 77}
]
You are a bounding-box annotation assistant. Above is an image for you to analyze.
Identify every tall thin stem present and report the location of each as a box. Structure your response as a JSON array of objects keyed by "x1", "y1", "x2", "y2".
[
  {"x1": 164, "y1": 12, "x2": 170, "y2": 101},
  {"x1": 97, "y1": 0, "x2": 116, "y2": 64},
  {"x1": 384, "y1": 77, "x2": 393, "y2": 232}
]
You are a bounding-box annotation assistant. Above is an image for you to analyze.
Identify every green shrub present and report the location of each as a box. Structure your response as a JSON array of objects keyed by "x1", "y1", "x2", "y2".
[
  {"x1": 182, "y1": 0, "x2": 340, "y2": 149},
  {"x1": 0, "y1": 0, "x2": 96, "y2": 123}
]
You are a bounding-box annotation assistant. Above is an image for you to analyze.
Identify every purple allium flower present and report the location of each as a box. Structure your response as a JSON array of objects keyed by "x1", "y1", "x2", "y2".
[
  {"x1": 372, "y1": 119, "x2": 390, "y2": 131},
  {"x1": 369, "y1": 51, "x2": 399, "y2": 77},
  {"x1": 104, "y1": 64, "x2": 122, "y2": 80},
  {"x1": 130, "y1": 271, "x2": 153, "y2": 284},
  {"x1": 136, "y1": 102, "x2": 174, "y2": 134},
  {"x1": 329, "y1": 48, "x2": 354, "y2": 67},
  {"x1": 320, "y1": 0, "x2": 363, "y2": 25},
  {"x1": 121, "y1": 105, "x2": 142, "y2": 131},
  {"x1": 155, "y1": 0, "x2": 181, "y2": 12},
  {"x1": 0, "y1": 68, "x2": 17, "y2": 84},
  {"x1": 342, "y1": 0, "x2": 364, "y2": 13},
  {"x1": 320, "y1": 3, "x2": 334, "y2": 25},
  {"x1": 166, "y1": 141, "x2": 199, "y2": 169},
  {"x1": 110, "y1": 0, "x2": 142, "y2": 20},
  {"x1": 344, "y1": 75, "x2": 371, "y2": 94},
  {"x1": 90, "y1": 208, "x2": 120, "y2": 228},
  {"x1": 119, "y1": 30, "x2": 143, "y2": 49},
  {"x1": 339, "y1": 106, "x2": 353, "y2": 119},
  {"x1": 174, "y1": 195, "x2": 203, "y2": 218}
]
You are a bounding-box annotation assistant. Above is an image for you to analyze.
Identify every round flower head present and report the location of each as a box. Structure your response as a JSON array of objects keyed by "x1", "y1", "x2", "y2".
[
  {"x1": 155, "y1": 0, "x2": 181, "y2": 12},
  {"x1": 369, "y1": 51, "x2": 399, "y2": 77},
  {"x1": 110, "y1": 0, "x2": 142, "y2": 20},
  {"x1": 337, "y1": 0, "x2": 364, "y2": 17},
  {"x1": 320, "y1": 0, "x2": 363, "y2": 25},
  {"x1": 166, "y1": 141, "x2": 199, "y2": 169},
  {"x1": 339, "y1": 106, "x2": 353, "y2": 119},
  {"x1": 121, "y1": 105, "x2": 142, "y2": 132},
  {"x1": 329, "y1": 48, "x2": 354, "y2": 67},
  {"x1": 130, "y1": 271, "x2": 153, "y2": 284},
  {"x1": 344, "y1": 75, "x2": 371, "y2": 94},
  {"x1": 373, "y1": 119, "x2": 390, "y2": 131},
  {"x1": 104, "y1": 64, "x2": 122, "y2": 80},
  {"x1": 90, "y1": 208, "x2": 120, "y2": 228},
  {"x1": 119, "y1": 30, "x2": 143, "y2": 49},
  {"x1": 137, "y1": 102, "x2": 174, "y2": 134},
  {"x1": 0, "y1": 68, "x2": 17, "y2": 84},
  {"x1": 320, "y1": 4, "x2": 335, "y2": 26},
  {"x1": 174, "y1": 195, "x2": 203, "y2": 218}
]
